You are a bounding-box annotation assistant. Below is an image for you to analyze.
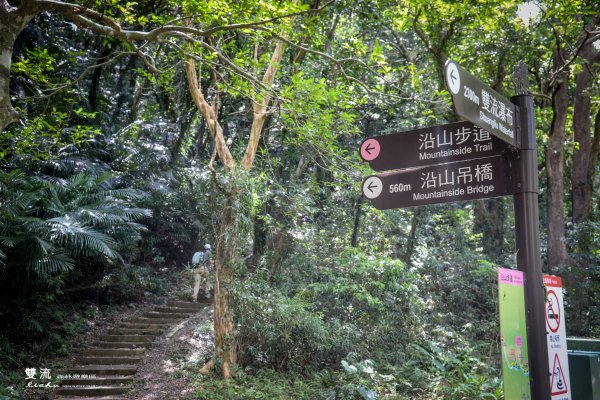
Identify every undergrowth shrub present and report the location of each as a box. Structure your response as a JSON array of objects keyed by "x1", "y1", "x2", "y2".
[
  {"x1": 334, "y1": 342, "x2": 501, "y2": 400},
  {"x1": 99, "y1": 263, "x2": 164, "y2": 302},
  {"x1": 233, "y1": 280, "x2": 356, "y2": 371},
  {"x1": 191, "y1": 368, "x2": 331, "y2": 400},
  {"x1": 293, "y1": 247, "x2": 425, "y2": 362}
]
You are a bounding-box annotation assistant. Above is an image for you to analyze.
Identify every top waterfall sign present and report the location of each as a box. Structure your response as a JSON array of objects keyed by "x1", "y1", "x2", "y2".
[{"x1": 445, "y1": 60, "x2": 520, "y2": 148}]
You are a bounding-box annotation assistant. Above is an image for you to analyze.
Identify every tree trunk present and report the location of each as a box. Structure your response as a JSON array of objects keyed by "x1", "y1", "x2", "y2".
[
  {"x1": 545, "y1": 51, "x2": 569, "y2": 272},
  {"x1": 0, "y1": 3, "x2": 34, "y2": 133},
  {"x1": 240, "y1": 40, "x2": 285, "y2": 170},
  {"x1": 350, "y1": 196, "x2": 363, "y2": 248},
  {"x1": 88, "y1": 46, "x2": 112, "y2": 111},
  {"x1": 212, "y1": 183, "x2": 239, "y2": 379},
  {"x1": 571, "y1": 42, "x2": 599, "y2": 223},
  {"x1": 185, "y1": 35, "x2": 286, "y2": 377},
  {"x1": 473, "y1": 198, "x2": 506, "y2": 261},
  {"x1": 571, "y1": 66, "x2": 592, "y2": 222},
  {"x1": 402, "y1": 207, "x2": 421, "y2": 265}
]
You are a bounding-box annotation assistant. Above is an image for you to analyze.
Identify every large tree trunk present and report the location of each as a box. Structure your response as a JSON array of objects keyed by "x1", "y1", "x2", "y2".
[
  {"x1": 0, "y1": 2, "x2": 35, "y2": 133},
  {"x1": 545, "y1": 51, "x2": 569, "y2": 272},
  {"x1": 571, "y1": 65, "x2": 593, "y2": 222},
  {"x1": 212, "y1": 183, "x2": 239, "y2": 379},
  {"x1": 571, "y1": 42, "x2": 599, "y2": 223}
]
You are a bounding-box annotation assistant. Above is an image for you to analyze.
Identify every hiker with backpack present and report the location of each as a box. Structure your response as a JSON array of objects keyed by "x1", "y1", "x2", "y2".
[{"x1": 191, "y1": 243, "x2": 213, "y2": 302}]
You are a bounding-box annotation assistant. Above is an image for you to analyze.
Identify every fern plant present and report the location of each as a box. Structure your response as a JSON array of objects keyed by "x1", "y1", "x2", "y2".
[{"x1": 0, "y1": 168, "x2": 151, "y2": 278}]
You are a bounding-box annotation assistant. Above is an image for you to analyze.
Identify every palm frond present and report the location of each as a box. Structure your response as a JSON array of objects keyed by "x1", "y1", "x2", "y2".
[
  {"x1": 47, "y1": 217, "x2": 117, "y2": 259},
  {"x1": 29, "y1": 251, "x2": 75, "y2": 274}
]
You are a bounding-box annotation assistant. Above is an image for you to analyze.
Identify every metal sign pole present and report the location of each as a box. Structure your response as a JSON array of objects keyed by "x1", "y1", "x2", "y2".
[{"x1": 511, "y1": 93, "x2": 551, "y2": 400}]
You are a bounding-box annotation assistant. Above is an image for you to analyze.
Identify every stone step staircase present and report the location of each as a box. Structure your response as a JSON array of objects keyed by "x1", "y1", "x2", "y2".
[{"x1": 54, "y1": 300, "x2": 206, "y2": 399}]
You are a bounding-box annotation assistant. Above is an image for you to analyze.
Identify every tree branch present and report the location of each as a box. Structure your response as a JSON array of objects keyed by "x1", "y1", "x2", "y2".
[
  {"x1": 549, "y1": 29, "x2": 589, "y2": 87},
  {"x1": 31, "y1": 51, "x2": 136, "y2": 98},
  {"x1": 1, "y1": 0, "x2": 15, "y2": 13},
  {"x1": 201, "y1": 0, "x2": 334, "y2": 36},
  {"x1": 184, "y1": 55, "x2": 236, "y2": 172},
  {"x1": 241, "y1": 40, "x2": 285, "y2": 170},
  {"x1": 250, "y1": 26, "x2": 373, "y2": 93},
  {"x1": 167, "y1": 39, "x2": 271, "y2": 93}
]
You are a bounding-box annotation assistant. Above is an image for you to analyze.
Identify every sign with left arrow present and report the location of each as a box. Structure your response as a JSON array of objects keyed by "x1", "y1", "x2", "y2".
[
  {"x1": 362, "y1": 155, "x2": 513, "y2": 209},
  {"x1": 360, "y1": 121, "x2": 511, "y2": 171},
  {"x1": 445, "y1": 60, "x2": 519, "y2": 148}
]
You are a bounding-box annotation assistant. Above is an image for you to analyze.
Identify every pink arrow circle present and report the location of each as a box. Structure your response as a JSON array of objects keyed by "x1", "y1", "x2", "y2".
[{"x1": 360, "y1": 139, "x2": 380, "y2": 161}]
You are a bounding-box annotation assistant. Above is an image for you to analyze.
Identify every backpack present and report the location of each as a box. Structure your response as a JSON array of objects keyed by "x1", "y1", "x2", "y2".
[{"x1": 191, "y1": 251, "x2": 204, "y2": 266}]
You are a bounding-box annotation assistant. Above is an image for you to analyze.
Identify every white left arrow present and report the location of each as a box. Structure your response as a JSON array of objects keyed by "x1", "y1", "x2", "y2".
[
  {"x1": 362, "y1": 176, "x2": 383, "y2": 199},
  {"x1": 446, "y1": 62, "x2": 461, "y2": 95}
]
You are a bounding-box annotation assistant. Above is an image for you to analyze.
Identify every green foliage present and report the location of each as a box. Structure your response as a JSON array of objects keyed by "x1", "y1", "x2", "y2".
[
  {"x1": 234, "y1": 280, "x2": 355, "y2": 371},
  {"x1": 562, "y1": 221, "x2": 600, "y2": 336},
  {"x1": 295, "y1": 248, "x2": 424, "y2": 359},
  {"x1": 330, "y1": 342, "x2": 501, "y2": 400},
  {"x1": 0, "y1": 150, "x2": 155, "y2": 390},
  {"x1": 191, "y1": 368, "x2": 328, "y2": 400},
  {"x1": 337, "y1": 356, "x2": 396, "y2": 399},
  {"x1": 99, "y1": 263, "x2": 164, "y2": 302},
  {"x1": 407, "y1": 342, "x2": 502, "y2": 399},
  {"x1": 0, "y1": 169, "x2": 150, "y2": 277}
]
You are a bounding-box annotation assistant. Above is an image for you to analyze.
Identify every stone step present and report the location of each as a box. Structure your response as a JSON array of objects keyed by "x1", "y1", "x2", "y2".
[
  {"x1": 106, "y1": 327, "x2": 162, "y2": 336},
  {"x1": 119, "y1": 322, "x2": 170, "y2": 329},
  {"x1": 68, "y1": 365, "x2": 138, "y2": 376},
  {"x1": 55, "y1": 386, "x2": 127, "y2": 397},
  {"x1": 142, "y1": 311, "x2": 187, "y2": 319},
  {"x1": 91, "y1": 341, "x2": 147, "y2": 349},
  {"x1": 98, "y1": 335, "x2": 154, "y2": 343},
  {"x1": 60, "y1": 376, "x2": 133, "y2": 386},
  {"x1": 152, "y1": 306, "x2": 193, "y2": 314},
  {"x1": 83, "y1": 348, "x2": 145, "y2": 357},
  {"x1": 76, "y1": 356, "x2": 143, "y2": 365},
  {"x1": 166, "y1": 300, "x2": 206, "y2": 310},
  {"x1": 130, "y1": 316, "x2": 182, "y2": 324}
]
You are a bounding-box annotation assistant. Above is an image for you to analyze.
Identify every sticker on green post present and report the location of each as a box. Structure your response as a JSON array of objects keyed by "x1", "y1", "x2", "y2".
[{"x1": 498, "y1": 268, "x2": 531, "y2": 400}]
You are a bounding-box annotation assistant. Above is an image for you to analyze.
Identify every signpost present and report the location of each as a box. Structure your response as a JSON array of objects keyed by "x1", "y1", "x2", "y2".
[
  {"x1": 358, "y1": 60, "x2": 552, "y2": 400},
  {"x1": 511, "y1": 93, "x2": 551, "y2": 400},
  {"x1": 445, "y1": 60, "x2": 519, "y2": 147},
  {"x1": 359, "y1": 121, "x2": 511, "y2": 171},
  {"x1": 362, "y1": 156, "x2": 512, "y2": 209}
]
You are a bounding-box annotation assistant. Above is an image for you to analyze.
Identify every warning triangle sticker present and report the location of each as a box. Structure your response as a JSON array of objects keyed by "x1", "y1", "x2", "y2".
[{"x1": 550, "y1": 353, "x2": 568, "y2": 395}]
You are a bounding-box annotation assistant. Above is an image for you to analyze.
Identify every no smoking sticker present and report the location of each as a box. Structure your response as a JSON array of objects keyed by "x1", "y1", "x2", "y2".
[{"x1": 546, "y1": 289, "x2": 560, "y2": 333}]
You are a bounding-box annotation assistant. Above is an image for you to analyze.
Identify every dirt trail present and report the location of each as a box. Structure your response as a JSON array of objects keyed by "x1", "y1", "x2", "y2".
[
  {"x1": 52, "y1": 300, "x2": 209, "y2": 399},
  {"x1": 129, "y1": 306, "x2": 213, "y2": 400},
  {"x1": 21, "y1": 274, "x2": 215, "y2": 400}
]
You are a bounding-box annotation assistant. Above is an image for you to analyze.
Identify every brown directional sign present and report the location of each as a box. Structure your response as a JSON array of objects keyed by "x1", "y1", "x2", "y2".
[
  {"x1": 362, "y1": 155, "x2": 513, "y2": 209},
  {"x1": 359, "y1": 121, "x2": 511, "y2": 171},
  {"x1": 445, "y1": 60, "x2": 520, "y2": 148}
]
